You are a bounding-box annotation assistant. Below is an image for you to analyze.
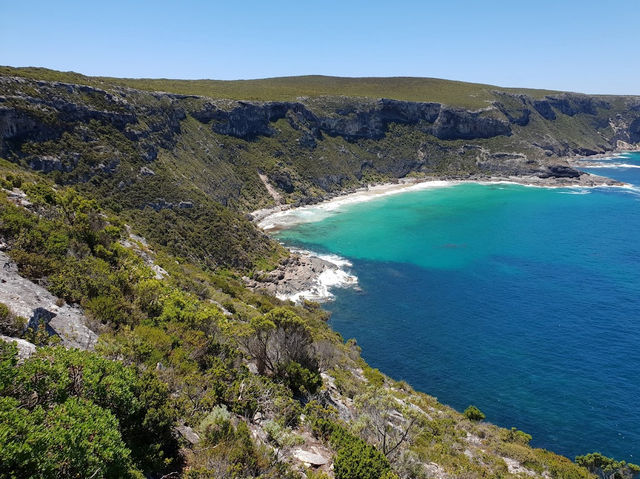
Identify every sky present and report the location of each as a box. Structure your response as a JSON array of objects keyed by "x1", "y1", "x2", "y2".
[{"x1": 1, "y1": 0, "x2": 639, "y2": 94}]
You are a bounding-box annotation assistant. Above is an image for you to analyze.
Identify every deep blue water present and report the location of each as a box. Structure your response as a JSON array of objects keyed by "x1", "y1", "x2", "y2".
[{"x1": 275, "y1": 152, "x2": 640, "y2": 462}]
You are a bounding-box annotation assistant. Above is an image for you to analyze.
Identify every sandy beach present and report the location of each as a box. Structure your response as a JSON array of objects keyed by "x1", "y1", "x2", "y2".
[{"x1": 252, "y1": 171, "x2": 625, "y2": 233}]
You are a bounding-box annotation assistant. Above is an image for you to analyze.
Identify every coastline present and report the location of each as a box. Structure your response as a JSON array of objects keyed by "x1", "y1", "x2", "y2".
[
  {"x1": 251, "y1": 171, "x2": 625, "y2": 233},
  {"x1": 247, "y1": 167, "x2": 629, "y2": 303}
]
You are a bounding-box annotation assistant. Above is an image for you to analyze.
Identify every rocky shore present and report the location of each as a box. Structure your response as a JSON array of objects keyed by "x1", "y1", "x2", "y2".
[{"x1": 244, "y1": 251, "x2": 357, "y2": 303}]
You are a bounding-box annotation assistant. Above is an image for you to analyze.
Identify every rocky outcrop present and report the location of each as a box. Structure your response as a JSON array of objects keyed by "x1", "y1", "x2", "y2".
[
  {"x1": 27, "y1": 155, "x2": 75, "y2": 173},
  {"x1": 145, "y1": 198, "x2": 195, "y2": 211},
  {"x1": 629, "y1": 117, "x2": 640, "y2": 143},
  {"x1": 244, "y1": 252, "x2": 357, "y2": 302},
  {"x1": 545, "y1": 94, "x2": 606, "y2": 116},
  {"x1": 292, "y1": 448, "x2": 330, "y2": 467},
  {"x1": 475, "y1": 151, "x2": 590, "y2": 180},
  {"x1": 192, "y1": 101, "x2": 319, "y2": 139},
  {"x1": 533, "y1": 100, "x2": 557, "y2": 121},
  {"x1": 0, "y1": 251, "x2": 97, "y2": 350},
  {"x1": 175, "y1": 425, "x2": 201, "y2": 445},
  {"x1": 431, "y1": 107, "x2": 511, "y2": 140},
  {"x1": 0, "y1": 76, "x2": 184, "y2": 168}
]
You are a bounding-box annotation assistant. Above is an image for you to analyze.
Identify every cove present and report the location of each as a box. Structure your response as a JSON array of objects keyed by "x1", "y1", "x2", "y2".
[{"x1": 274, "y1": 153, "x2": 640, "y2": 462}]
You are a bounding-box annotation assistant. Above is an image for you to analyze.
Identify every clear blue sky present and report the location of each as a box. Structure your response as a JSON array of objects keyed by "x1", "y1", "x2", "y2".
[{"x1": 1, "y1": 0, "x2": 638, "y2": 94}]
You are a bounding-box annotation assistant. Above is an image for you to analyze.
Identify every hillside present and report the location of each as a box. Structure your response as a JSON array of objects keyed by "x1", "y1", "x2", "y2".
[{"x1": 1, "y1": 66, "x2": 640, "y2": 479}]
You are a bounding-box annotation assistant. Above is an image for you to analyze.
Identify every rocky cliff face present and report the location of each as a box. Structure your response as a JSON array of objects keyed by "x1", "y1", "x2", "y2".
[
  {"x1": 1, "y1": 73, "x2": 639, "y2": 213},
  {"x1": 188, "y1": 96, "x2": 512, "y2": 142}
]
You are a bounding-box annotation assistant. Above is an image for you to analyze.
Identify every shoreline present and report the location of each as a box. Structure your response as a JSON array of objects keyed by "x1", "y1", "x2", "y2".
[
  {"x1": 246, "y1": 165, "x2": 633, "y2": 302},
  {"x1": 251, "y1": 171, "x2": 626, "y2": 233}
]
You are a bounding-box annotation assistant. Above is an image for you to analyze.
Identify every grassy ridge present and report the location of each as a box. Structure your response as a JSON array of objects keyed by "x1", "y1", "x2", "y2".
[{"x1": 1, "y1": 66, "x2": 560, "y2": 108}]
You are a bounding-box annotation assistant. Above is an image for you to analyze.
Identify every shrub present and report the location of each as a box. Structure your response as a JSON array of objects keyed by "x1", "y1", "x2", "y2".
[
  {"x1": 362, "y1": 366, "x2": 385, "y2": 388},
  {"x1": 0, "y1": 303, "x2": 9, "y2": 321},
  {"x1": 263, "y1": 420, "x2": 304, "y2": 448},
  {"x1": 575, "y1": 452, "x2": 640, "y2": 479},
  {"x1": 464, "y1": 405, "x2": 486, "y2": 421},
  {"x1": 199, "y1": 405, "x2": 234, "y2": 444},
  {"x1": 501, "y1": 427, "x2": 532, "y2": 445},
  {"x1": 303, "y1": 401, "x2": 339, "y2": 440},
  {"x1": 277, "y1": 360, "x2": 322, "y2": 396},
  {"x1": 331, "y1": 426, "x2": 392, "y2": 479},
  {"x1": 0, "y1": 346, "x2": 178, "y2": 476},
  {"x1": 196, "y1": 408, "x2": 265, "y2": 478},
  {"x1": 0, "y1": 303, "x2": 26, "y2": 337},
  {"x1": 238, "y1": 308, "x2": 322, "y2": 395},
  {"x1": 86, "y1": 294, "x2": 132, "y2": 326},
  {"x1": 0, "y1": 396, "x2": 139, "y2": 479}
]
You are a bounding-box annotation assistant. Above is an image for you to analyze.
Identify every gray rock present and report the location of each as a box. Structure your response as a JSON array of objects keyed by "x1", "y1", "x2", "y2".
[
  {"x1": 0, "y1": 251, "x2": 97, "y2": 350},
  {"x1": 191, "y1": 96, "x2": 511, "y2": 143},
  {"x1": 28, "y1": 155, "x2": 72, "y2": 173},
  {"x1": 293, "y1": 449, "x2": 329, "y2": 466},
  {"x1": 139, "y1": 166, "x2": 155, "y2": 176},
  {"x1": 146, "y1": 198, "x2": 174, "y2": 211},
  {"x1": 176, "y1": 425, "x2": 201, "y2": 445},
  {"x1": 244, "y1": 252, "x2": 357, "y2": 302}
]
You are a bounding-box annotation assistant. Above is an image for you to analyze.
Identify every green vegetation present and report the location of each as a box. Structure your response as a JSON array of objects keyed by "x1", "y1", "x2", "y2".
[
  {"x1": 238, "y1": 308, "x2": 322, "y2": 395},
  {"x1": 0, "y1": 303, "x2": 26, "y2": 337},
  {"x1": 0, "y1": 173, "x2": 319, "y2": 476},
  {"x1": 464, "y1": 405, "x2": 486, "y2": 421},
  {"x1": 0, "y1": 395, "x2": 135, "y2": 479},
  {"x1": 0, "y1": 343, "x2": 172, "y2": 478},
  {"x1": 302, "y1": 402, "x2": 394, "y2": 479},
  {"x1": 0, "y1": 161, "x2": 605, "y2": 479},
  {"x1": 576, "y1": 453, "x2": 640, "y2": 479},
  {"x1": 332, "y1": 427, "x2": 393, "y2": 479},
  {"x1": 0, "y1": 66, "x2": 561, "y2": 109}
]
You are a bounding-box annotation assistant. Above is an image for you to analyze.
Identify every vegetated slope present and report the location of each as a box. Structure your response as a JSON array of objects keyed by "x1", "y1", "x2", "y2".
[
  {"x1": 1, "y1": 67, "x2": 640, "y2": 478},
  {"x1": 0, "y1": 160, "x2": 627, "y2": 479}
]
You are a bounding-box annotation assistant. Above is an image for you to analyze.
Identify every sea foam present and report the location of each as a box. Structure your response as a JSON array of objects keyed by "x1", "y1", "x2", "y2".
[
  {"x1": 259, "y1": 180, "x2": 456, "y2": 231},
  {"x1": 276, "y1": 248, "x2": 358, "y2": 303}
]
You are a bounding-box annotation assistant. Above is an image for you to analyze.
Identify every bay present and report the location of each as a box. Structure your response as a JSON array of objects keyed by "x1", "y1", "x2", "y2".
[{"x1": 275, "y1": 152, "x2": 640, "y2": 461}]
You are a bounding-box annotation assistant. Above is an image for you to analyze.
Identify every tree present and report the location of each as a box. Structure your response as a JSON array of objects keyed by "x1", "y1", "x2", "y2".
[
  {"x1": 463, "y1": 405, "x2": 485, "y2": 421},
  {"x1": 238, "y1": 308, "x2": 321, "y2": 394},
  {"x1": 354, "y1": 388, "x2": 420, "y2": 461}
]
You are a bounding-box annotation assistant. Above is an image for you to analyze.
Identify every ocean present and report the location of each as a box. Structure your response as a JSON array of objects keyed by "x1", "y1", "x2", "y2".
[{"x1": 272, "y1": 152, "x2": 640, "y2": 462}]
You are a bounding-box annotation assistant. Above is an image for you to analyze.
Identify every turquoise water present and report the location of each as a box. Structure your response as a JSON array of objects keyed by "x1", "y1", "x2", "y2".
[{"x1": 275, "y1": 152, "x2": 640, "y2": 462}]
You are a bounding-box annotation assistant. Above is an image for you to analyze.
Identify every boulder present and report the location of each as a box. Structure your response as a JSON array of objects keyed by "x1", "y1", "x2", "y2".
[
  {"x1": 0, "y1": 251, "x2": 97, "y2": 350},
  {"x1": 293, "y1": 448, "x2": 329, "y2": 467},
  {"x1": 176, "y1": 425, "x2": 201, "y2": 445}
]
